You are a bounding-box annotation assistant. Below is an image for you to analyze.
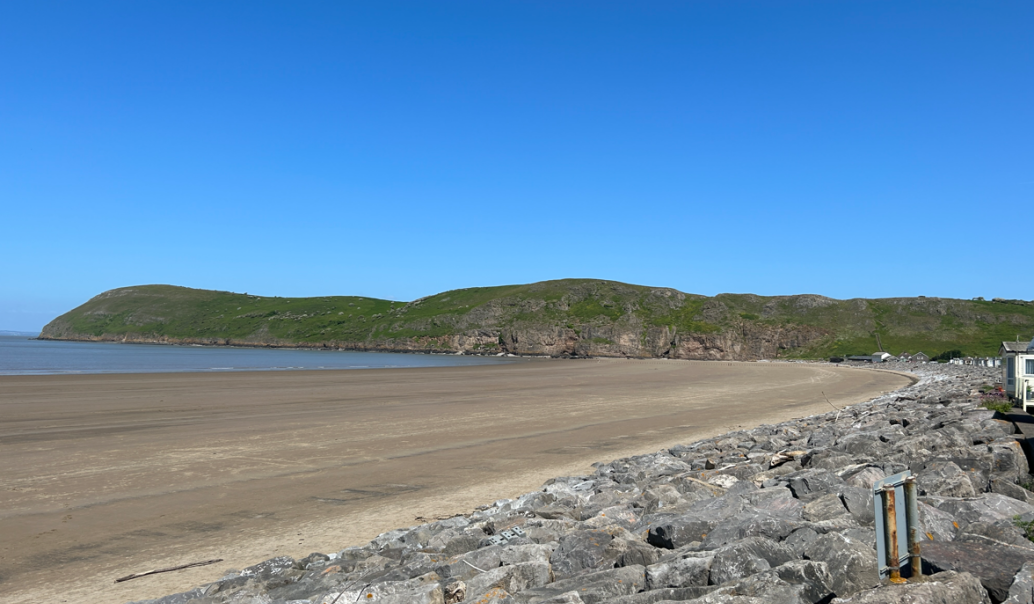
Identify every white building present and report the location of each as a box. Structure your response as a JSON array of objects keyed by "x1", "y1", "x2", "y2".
[
  {"x1": 872, "y1": 352, "x2": 892, "y2": 363},
  {"x1": 1001, "y1": 339, "x2": 1034, "y2": 412}
]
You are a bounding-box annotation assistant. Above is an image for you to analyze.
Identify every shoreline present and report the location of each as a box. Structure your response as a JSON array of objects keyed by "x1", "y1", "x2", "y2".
[
  {"x1": 133, "y1": 364, "x2": 1015, "y2": 604},
  {"x1": 0, "y1": 359, "x2": 911, "y2": 603}
]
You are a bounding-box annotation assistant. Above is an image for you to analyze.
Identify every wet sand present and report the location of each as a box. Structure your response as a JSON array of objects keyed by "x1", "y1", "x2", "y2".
[{"x1": 0, "y1": 359, "x2": 912, "y2": 603}]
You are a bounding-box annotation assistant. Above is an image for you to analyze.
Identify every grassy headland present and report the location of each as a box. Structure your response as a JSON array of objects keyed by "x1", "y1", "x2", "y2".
[{"x1": 38, "y1": 280, "x2": 1034, "y2": 360}]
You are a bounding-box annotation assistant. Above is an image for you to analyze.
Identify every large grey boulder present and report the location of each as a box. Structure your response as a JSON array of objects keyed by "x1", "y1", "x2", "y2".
[
  {"x1": 829, "y1": 570, "x2": 990, "y2": 604},
  {"x1": 645, "y1": 554, "x2": 713, "y2": 589},
  {"x1": 991, "y1": 440, "x2": 1030, "y2": 483},
  {"x1": 549, "y1": 529, "x2": 616, "y2": 579},
  {"x1": 708, "y1": 536, "x2": 795, "y2": 585},
  {"x1": 787, "y1": 469, "x2": 847, "y2": 501},
  {"x1": 958, "y1": 521, "x2": 1034, "y2": 551},
  {"x1": 784, "y1": 527, "x2": 822, "y2": 558},
  {"x1": 919, "y1": 500, "x2": 960, "y2": 542},
  {"x1": 463, "y1": 562, "x2": 552, "y2": 601},
  {"x1": 803, "y1": 531, "x2": 878, "y2": 597},
  {"x1": 917, "y1": 460, "x2": 979, "y2": 497},
  {"x1": 646, "y1": 495, "x2": 745, "y2": 549},
  {"x1": 515, "y1": 565, "x2": 646, "y2": 604},
  {"x1": 842, "y1": 465, "x2": 886, "y2": 489},
  {"x1": 770, "y1": 560, "x2": 838, "y2": 604},
  {"x1": 922, "y1": 540, "x2": 1034, "y2": 602},
  {"x1": 330, "y1": 573, "x2": 446, "y2": 604},
  {"x1": 803, "y1": 493, "x2": 851, "y2": 523},
  {"x1": 699, "y1": 510, "x2": 797, "y2": 549},
  {"x1": 599, "y1": 586, "x2": 716, "y2": 603},
  {"x1": 1003, "y1": 561, "x2": 1034, "y2": 604},
  {"x1": 748, "y1": 487, "x2": 805, "y2": 519},
  {"x1": 840, "y1": 486, "x2": 876, "y2": 525},
  {"x1": 991, "y1": 477, "x2": 1034, "y2": 504},
  {"x1": 923, "y1": 494, "x2": 1034, "y2": 528}
]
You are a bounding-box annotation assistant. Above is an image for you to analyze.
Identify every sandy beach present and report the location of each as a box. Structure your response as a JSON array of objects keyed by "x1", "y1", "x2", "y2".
[{"x1": 0, "y1": 359, "x2": 912, "y2": 604}]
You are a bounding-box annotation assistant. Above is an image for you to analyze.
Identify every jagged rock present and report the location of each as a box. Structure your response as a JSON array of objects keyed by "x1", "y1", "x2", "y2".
[
  {"x1": 708, "y1": 560, "x2": 836, "y2": 604},
  {"x1": 464, "y1": 562, "x2": 552, "y2": 601},
  {"x1": 468, "y1": 587, "x2": 514, "y2": 603},
  {"x1": 919, "y1": 500, "x2": 960, "y2": 542},
  {"x1": 991, "y1": 477, "x2": 1034, "y2": 504},
  {"x1": 515, "y1": 565, "x2": 645, "y2": 604},
  {"x1": 599, "y1": 586, "x2": 717, "y2": 603},
  {"x1": 644, "y1": 554, "x2": 713, "y2": 589},
  {"x1": 784, "y1": 527, "x2": 822, "y2": 558},
  {"x1": 992, "y1": 441, "x2": 1030, "y2": 483},
  {"x1": 708, "y1": 536, "x2": 795, "y2": 585},
  {"x1": 830, "y1": 570, "x2": 990, "y2": 603},
  {"x1": 534, "y1": 593, "x2": 585, "y2": 604},
  {"x1": 917, "y1": 460, "x2": 979, "y2": 497},
  {"x1": 1003, "y1": 561, "x2": 1034, "y2": 604},
  {"x1": 786, "y1": 469, "x2": 846, "y2": 501},
  {"x1": 329, "y1": 573, "x2": 445, "y2": 604},
  {"x1": 769, "y1": 560, "x2": 837, "y2": 604},
  {"x1": 958, "y1": 521, "x2": 1034, "y2": 551},
  {"x1": 803, "y1": 531, "x2": 878, "y2": 597},
  {"x1": 646, "y1": 495, "x2": 745, "y2": 549},
  {"x1": 802, "y1": 493, "x2": 851, "y2": 522},
  {"x1": 445, "y1": 580, "x2": 466, "y2": 604},
  {"x1": 840, "y1": 485, "x2": 876, "y2": 525},
  {"x1": 549, "y1": 529, "x2": 617, "y2": 579},
  {"x1": 923, "y1": 494, "x2": 1034, "y2": 528},
  {"x1": 922, "y1": 540, "x2": 1034, "y2": 602}
]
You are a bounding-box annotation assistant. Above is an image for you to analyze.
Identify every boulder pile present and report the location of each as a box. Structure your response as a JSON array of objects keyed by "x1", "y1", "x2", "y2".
[{"x1": 132, "y1": 364, "x2": 1034, "y2": 604}]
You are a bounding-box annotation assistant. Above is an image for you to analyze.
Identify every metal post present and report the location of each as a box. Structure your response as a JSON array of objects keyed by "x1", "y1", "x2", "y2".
[
  {"x1": 883, "y1": 486, "x2": 906, "y2": 583},
  {"x1": 904, "y1": 477, "x2": 922, "y2": 578}
]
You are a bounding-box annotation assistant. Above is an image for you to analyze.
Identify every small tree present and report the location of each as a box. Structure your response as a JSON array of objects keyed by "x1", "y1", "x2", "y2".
[{"x1": 931, "y1": 349, "x2": 963, "y2": 362}]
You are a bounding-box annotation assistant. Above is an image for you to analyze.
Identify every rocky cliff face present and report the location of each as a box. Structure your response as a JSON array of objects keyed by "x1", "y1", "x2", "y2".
[{"x1": 40, "y1": 322, "x2": 828, "y2": 361}]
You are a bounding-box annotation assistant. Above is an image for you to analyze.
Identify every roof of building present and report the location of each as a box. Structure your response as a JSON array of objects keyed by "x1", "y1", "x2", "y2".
[{"x1": 1001, "y1": 341, "x2": 1033, "y2": 353}]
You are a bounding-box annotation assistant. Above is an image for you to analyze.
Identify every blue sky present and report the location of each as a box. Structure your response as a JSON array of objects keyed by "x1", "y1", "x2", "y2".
[{"x1": 2, "y1": 2, "x2": 1031, "y2": 332}]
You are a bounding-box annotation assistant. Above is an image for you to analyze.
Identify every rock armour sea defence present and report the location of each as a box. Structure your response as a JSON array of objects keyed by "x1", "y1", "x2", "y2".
[{"x1": 131, "y1": 364, "x2": 1034, "y2": 604}]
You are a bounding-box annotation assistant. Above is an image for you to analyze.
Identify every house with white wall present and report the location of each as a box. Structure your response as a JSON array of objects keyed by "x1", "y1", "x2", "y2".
[{"x1": 1001, "y1": 339, "x2": 1034, "y2": 411}]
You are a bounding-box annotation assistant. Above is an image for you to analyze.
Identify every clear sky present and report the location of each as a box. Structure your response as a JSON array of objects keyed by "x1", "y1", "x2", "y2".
[{"x1": 2, "y1": 2, "x2": 1031, "y2": 332}]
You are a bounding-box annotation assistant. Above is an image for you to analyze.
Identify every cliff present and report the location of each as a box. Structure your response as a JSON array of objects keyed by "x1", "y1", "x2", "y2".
[{"x1": 38, "y1": 280, "x2": 1034, "y2": 360}]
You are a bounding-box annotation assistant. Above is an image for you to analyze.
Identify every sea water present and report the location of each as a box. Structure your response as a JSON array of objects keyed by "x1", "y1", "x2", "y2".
[{"x1": 0, "y1": 335, "x2": 515, "y2": 375}]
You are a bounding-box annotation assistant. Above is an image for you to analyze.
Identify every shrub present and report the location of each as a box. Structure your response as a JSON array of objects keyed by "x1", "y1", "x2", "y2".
[
  {"x1": 931, "y1": 349, "x2": 964, "y2": 362},
  {"x1": 1015, "y1": 516, "x2": 1034, "y2": 542},
  {"x1": 980, "y1": 396, "x2": 1013, "y2": 414}
]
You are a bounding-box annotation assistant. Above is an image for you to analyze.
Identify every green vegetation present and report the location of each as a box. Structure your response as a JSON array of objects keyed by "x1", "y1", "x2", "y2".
[
  {"x1": 39, "y1": 280, "x2": 1034, "y2": 358},
  {"x1": 1014, "y1": 516, "x2": 1034, "y2": 543},
  {"x1": 980, "y1": 399, "x2": 1013, "y2": 414}
]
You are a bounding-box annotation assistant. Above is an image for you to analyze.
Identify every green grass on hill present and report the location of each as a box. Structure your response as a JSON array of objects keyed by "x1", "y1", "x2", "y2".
[{"x1": 41, "y1": 280, "x2": 1034, "y2": 358}]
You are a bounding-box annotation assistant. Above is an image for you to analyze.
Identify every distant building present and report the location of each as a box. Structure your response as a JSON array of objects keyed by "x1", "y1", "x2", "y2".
[
  {"x1": 913, "y1": 352, "x2": 930, "y2": 363},
  {"x1": 847, "y1": 355, "x2": 873, "y2": 362},
  {"x1": 872, "y1": 352, "x2": 892, "y2": 363},
  {"x1": 1001, "y1": 339, "x2": 1034, "y2": 411}
]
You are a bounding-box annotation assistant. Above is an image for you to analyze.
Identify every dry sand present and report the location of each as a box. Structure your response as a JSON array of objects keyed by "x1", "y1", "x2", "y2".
[{"x1": 0, "y1": 358, "x2": 912, "y2": 604}]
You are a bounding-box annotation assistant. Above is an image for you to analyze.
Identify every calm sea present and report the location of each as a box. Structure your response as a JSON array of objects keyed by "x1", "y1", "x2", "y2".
[{"x1": 0, "y1": 335, "x2": 515, "y2": 375}]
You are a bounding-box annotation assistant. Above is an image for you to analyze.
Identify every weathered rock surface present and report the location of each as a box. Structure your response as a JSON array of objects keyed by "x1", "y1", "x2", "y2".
[
  {"x1": 130, "y1": 364, "x2": 1033, "y2": 604},
  {"x1": 831, "y1": 570, "x2": 991, "y2": 603}
]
